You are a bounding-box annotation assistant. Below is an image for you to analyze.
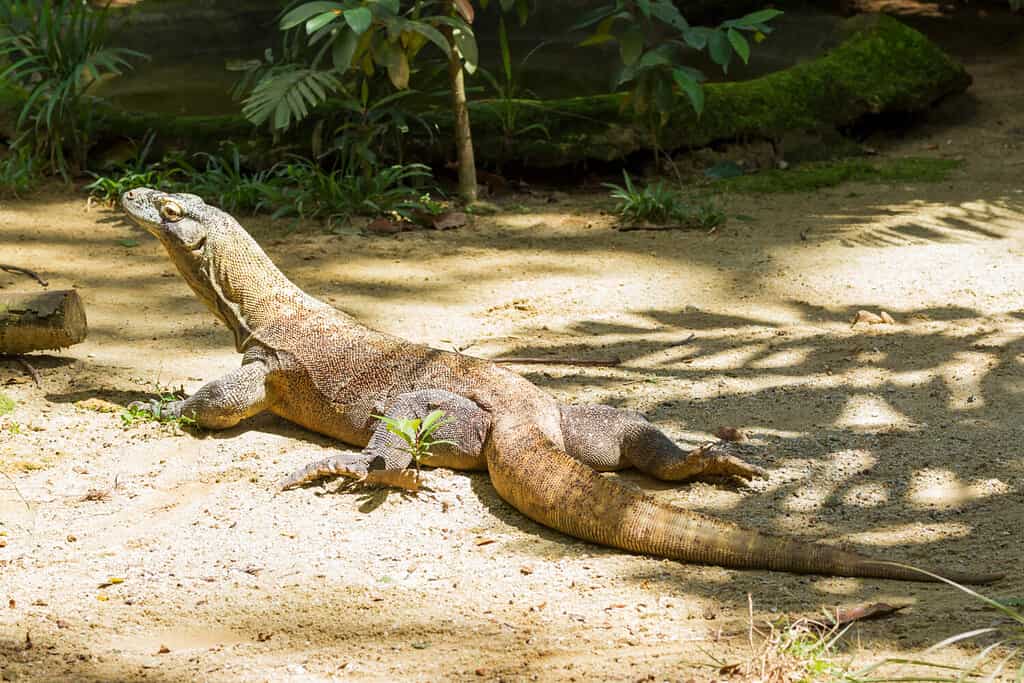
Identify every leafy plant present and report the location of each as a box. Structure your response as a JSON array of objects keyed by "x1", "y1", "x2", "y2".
[
  {"x1": 271, "y1": 157, "x2": 434, "y2": 225},
  {"x1": 0, "y1": 0, "x2": 146, "y2": 179},
  {"x1": 849, "y1": 566, "x2": 1024, "y2": 682},
  {"x1": 176, "y1": 144, "x2": 281, "y2": 215},
  {"x1": 0, "y1": 146, "x2": 41, "y2": 196},
  {"x1": 605, "y1": 171, "x2": 685, "y2": 222},
  {"x1": 238, "y1": 0, "x2": 476, "y2": 132},
  {"x1": 321, "y1": 86, "x2": 437, "y2": 175},
  {"x1": 0, "y1": 391, "x2": 15, "y2": 417},
  {"x1": 84, "y1": 133, "x2": 183, "y2": 206},
  {"x1": 606, "y1": 171, "x2": 726, "y2": 229},
  {"x1": 120, "y1": 393, "x2": 196, "y2": 429},
  {"x1": 475, "y1": 14, "x2": 550, "y2": 151},
  {"x1": 574, "y1": 2, "x2": 780, "y2": 168},
  {"x1": 371, "y1": 409, "x2": 455, "y2": 481}
]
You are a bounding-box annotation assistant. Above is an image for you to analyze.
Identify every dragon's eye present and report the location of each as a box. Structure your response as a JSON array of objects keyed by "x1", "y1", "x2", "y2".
[{"x1": 160, "y1": 200, "x2": 184, "y2": 222}]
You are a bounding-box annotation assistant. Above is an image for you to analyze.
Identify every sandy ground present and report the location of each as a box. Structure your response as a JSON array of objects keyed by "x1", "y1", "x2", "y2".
[{"x1": 3, "y1": 8, "x2": 1024, "y2": 683}]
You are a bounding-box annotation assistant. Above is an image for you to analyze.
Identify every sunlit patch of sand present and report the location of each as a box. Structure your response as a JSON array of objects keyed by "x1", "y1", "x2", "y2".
[
  {"x1": 840, "y1": 522, "x2": 973, "y2": 547},
  {"x1": 843, "y1": 482, "x2": 890, "y2": 508},
  {"x1": 908, "y1": 469, "x2": 1010, "y2": 509},
  {"x1": 835, "y1": 394, "x2": 910, "y2": 430}
]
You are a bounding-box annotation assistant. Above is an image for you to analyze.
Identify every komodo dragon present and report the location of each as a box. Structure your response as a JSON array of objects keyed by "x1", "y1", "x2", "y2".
[{"x1": 121, "y1": 187, "x2": 1001, "y2": 584}]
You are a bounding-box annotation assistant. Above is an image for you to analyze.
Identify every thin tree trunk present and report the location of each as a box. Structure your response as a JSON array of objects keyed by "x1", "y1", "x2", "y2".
[{"x1": 445, "y1": 30, "x2": 478, "y2": 204}]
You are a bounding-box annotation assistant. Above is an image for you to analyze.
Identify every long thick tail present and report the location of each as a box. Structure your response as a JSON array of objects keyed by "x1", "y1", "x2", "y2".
[{"x1": 485, "y1": 419, "x2": 1002, "y2": 584}]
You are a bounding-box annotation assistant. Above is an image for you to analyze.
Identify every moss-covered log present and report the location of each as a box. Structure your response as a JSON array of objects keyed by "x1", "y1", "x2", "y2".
[
  {"x1": 0, "y1": 15, "x2": 970, "y2": 168},
  {"x1": 452, "y1": 15, "x2": 970, "y2": 166},
  {"x1": 0, "y1": 290, "x2": 88, "y2": 354}
]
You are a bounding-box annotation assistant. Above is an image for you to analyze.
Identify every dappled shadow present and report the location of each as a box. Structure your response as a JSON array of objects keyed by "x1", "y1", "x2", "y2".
[{"x1": 488, "y1": 302, "x2": 1022, "y2": 585}]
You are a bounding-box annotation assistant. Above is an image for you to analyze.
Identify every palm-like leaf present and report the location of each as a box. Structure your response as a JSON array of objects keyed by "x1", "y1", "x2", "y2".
[{"x1": 242, "y1": 68, "x2": 343, "y2": 130}]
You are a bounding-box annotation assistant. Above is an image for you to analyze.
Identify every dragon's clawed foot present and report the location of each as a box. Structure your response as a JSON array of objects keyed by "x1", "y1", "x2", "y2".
[
  {"x1": 686, "y1": 441, "x2": 768, "y2": 481},
  {"x1": 277, "y1": 453, "x2": 421, "y2": 492}
]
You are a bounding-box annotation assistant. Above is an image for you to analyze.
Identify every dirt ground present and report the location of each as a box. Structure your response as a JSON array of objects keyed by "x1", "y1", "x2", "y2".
[{"x1": 3, "y1": 7, "x2": 1024, "y2": 683}]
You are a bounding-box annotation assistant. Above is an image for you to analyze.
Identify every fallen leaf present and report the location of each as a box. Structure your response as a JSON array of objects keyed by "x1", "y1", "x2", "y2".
[
  {"x1": 117, "y1": 239, "x2": 140, "y2": 248},
  {"x1": 157, "y1": 644, "x2": 170, "y2": 654},
  {"x1": 475, "y1": 538, "x2": 496, "y2": 546},
  {"x1": 715, "y1": 426, "x2": 745, "y2": 442},
  {"x1": 519, "y1": 565, "x2": 533, "y2": 575},
  {"x1": 851, "y1": 310, "x2": 884, "y2": 326},
  {"x1": 828, "y1": 602, "x2": 908, "y2": 626},
  {"x1": 8, "y1": 599, "x2": 14, "y2": 608},
  {"x1": 98, "y1": 577, "x2": 125, "y2": 588},
  {"x1": 432, "y1": 211, "x2": 470, "y2": 230},
  {"x1": 365, "y1": 217, "x2": 405, "y2": 235}
]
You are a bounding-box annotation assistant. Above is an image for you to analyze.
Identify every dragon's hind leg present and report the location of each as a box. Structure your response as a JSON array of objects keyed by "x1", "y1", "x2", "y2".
[
  {"x1": 278, "y1": 389, "x2": 490, "y2": 491},
  {"x1": 559, "y1": 404, "x2": 766, "y2": 482}
]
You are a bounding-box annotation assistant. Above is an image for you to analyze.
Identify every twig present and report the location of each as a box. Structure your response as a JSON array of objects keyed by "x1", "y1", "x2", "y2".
[
  {"x1": 1, "y1": 471, "x2": 33, "y2": 516},
  {"x1": 0, "y1": 355, "x2": 41, "y2": 387},
  {"x1": 0, "y1": 265, "x2": 48, "y2": 287},
  {"x1": 617, "y1": 224, "x2": 699, "y2": 232},
  {"x1": 488, "y1": 356, "x2": 621, "y2": 367},
  {"x1": 16, "y1": 357, "x2": 41, "y2": 387}
]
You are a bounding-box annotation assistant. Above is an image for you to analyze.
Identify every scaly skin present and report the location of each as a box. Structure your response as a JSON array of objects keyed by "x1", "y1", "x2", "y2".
[{"x1": 121, "y1": 187, "x2": 1002, "y2": 584}]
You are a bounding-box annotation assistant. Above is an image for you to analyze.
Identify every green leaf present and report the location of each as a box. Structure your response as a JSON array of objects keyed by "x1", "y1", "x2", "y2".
[
  {"x1": 619, "y1": 26, "x2": 644, "y2": 66},
  {"x1": 734, "y1": 8, "x2": 783, "y2": 26},
  {"x1": 419, "y1": 409, "x2": 450, "y2": 437},
  {"x1": 332, "y1": 29, "x2": 360, "y2": 70},
  {"x1": 682, "y1": 26, "x2": 710, "y2": 50},
  {"x1": 579, "y1": 33, "x2": 615, "y2": 47},
  {"x1": 452, "y1": 27, "x2": 478, "y2": 73},
  {"x1": 727, "y1": 28, "x2": 749, "y2": 63},
  {"x1": 707, "y1": 29, "x2": 731, "y2": 72},
  {"x1": 569, "y1": 4, "x2": 616, "y2": 31},
  {"x1": 372, "y1": 0, "x2": 400, "y2": 14},
  {"x1": 649, "y1": 1, "x2": 688, "y2": 30},
  {"x1": 636, "y1": 0, "x2": 651, "y2": 18},
  {"x1": 672, "y1": 67, "x2": 703, "y2": 114},
  {"x1": 118, "y1": 238, "x2": 140, "y2": 248},
  {"x1": 344, "y1": 7, "x2": 373, "y2": 34},
  {"x1": 388, "y1": 50, "x2": 409, "y2": 88},
  {"x1": 403, "y1": 21, "x2": 451, "y2": 57},
  {"x1": 280, "y1": 2, "x2": 346, "y2": 30},
  {"x1": 306, "y1": 10, "x2": 340, "y2": 34}
]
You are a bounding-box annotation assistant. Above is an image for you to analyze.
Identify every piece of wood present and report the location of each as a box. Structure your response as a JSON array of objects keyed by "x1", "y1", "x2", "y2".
[{"x1": 0, "y1": 290, "x2": 88, "y2": 354}]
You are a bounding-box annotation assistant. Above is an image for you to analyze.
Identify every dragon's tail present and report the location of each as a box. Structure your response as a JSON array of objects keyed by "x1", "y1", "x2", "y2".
[{"x1": 485, "y1": 419, "x2": 1002, "y2": 584}]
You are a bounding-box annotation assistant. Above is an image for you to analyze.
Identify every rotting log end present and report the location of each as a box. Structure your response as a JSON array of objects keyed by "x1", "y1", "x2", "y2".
[{"x1": 0, "y1": 289, "x2": 88, "y2": 354}]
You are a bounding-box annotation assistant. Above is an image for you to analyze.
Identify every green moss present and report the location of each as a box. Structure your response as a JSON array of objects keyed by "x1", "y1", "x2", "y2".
[
  {"x1": 0, "y1": 16, "x2": 971, "y2": 168},
  {"x1": 449, "y1": 15, "x2": 970, "y2": 166},
  {"x1": 718, "y1": 157, "x2": 964, "y2": 193}
]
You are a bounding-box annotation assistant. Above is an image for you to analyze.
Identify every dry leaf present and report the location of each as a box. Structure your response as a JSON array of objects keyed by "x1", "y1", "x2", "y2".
[
  {"x1": 851, "y1": 310, "x2": 884, "y2": 326},
  {"x1": 365, "y1": 217, "x2": 405, "y2": 235},
  {"x1": 453, "y1": 0, "x2": 474, "y2": 22},
  {"x1": 475, "y1": 538, "x2": 496, "y2": 546},
  {"x1": 157, "y1": 644, "x2": 170, "y2": 654},
  {"x1": 432, "y1": 211, "x2": 469, "y2": 230},
  {"x1": 519, "y1": 565, "x2": 533, "y2": 575},
  {"x1": 715, "y1": 426, "x2": 745, "y2": 442},
  {"x1": 829, "y1": 602, "x2": 907, "y2": 626}
]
